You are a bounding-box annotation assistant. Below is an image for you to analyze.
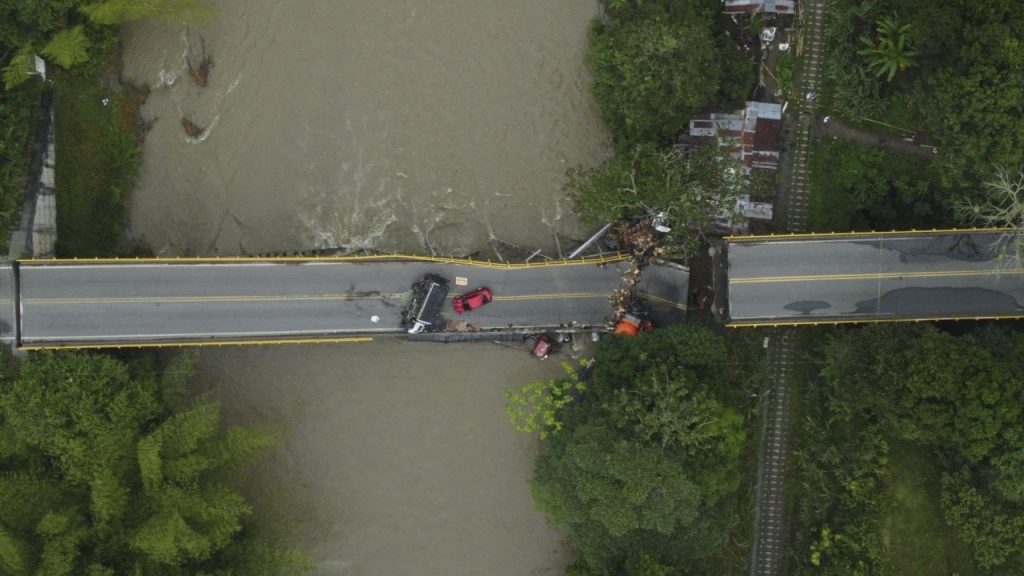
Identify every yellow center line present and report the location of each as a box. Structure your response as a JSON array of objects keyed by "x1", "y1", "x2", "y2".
[
  {"x1": 495, "y1": 292, "x2": 610, "y2": 302},
  {"x1": 636, "y1": 292, "x2": 689, "y2": 311},
  {"x1": 731, "y1": 267, "x2": 1024, "y2": 284},
  {"x1": 25, "y1": 293, "x2": 407, "y2": 305}
]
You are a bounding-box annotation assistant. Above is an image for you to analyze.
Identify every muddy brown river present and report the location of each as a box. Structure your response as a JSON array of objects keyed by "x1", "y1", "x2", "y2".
[
  {"x1": 122, "y1": 0, "x2": 608, "y2": 257},
  {"x1": 121, "y1": 1, "x2": 608, "y2": 574}
]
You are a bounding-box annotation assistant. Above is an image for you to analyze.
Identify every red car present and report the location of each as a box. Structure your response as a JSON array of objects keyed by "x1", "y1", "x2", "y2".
[
  {"x1": 530, "y1": 334, "x2": 559, "y2": 358},
  {"x1": 453, "y1": 287, "x2": 493, "y2": 313}
]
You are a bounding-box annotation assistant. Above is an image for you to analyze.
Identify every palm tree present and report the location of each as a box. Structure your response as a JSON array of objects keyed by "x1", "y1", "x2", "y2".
[{"x1": 857, "y1": 13, "x2": 916, "y2": 81}]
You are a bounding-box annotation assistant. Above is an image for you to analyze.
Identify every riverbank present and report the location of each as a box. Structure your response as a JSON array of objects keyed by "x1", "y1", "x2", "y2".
[
  {"x1": 53, "y1": 67, "x2": 148, "y2": 256},
  {"x1": 0, "y1": 84, "x2": 45, "y2": 256}
]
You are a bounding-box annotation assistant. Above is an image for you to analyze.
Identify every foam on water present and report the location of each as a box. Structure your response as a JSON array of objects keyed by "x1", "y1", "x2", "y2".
[{"x1": 122, "y1": 1, "x2": 609, "y2": 257}]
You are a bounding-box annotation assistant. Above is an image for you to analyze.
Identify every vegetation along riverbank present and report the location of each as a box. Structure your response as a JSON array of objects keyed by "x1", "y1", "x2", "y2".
[
  {"x1": 2, "y1": 0, "x2": 1023, "y2": 575},
  {"x1": 0, "y1": 2, "x2": 306, "y2": 574},
  {"x1": 524, "y1": 0, "x2": 1024, "y2": 574}
]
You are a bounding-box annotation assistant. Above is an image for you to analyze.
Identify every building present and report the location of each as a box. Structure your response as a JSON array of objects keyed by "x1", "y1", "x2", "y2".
[
  {"x1": 722, "y1": 0, "x2": 795, "y2": 14},
  {"x1": 687, "y1": 101, "x2": 783, "y2": 174},
  {"x1": 688, "y1": 102, "x2": 783, "y2": 232}
]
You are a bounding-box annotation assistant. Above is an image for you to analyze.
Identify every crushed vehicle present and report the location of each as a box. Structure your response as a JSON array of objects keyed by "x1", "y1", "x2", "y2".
[
  {"x1": 403, "y1": 274, "x2": 450, "y2": 334},
  {"x1": 527, "y1": 333, "x2": 571, "y2": 359},
  {"x1": 614, "y1": 301, "x2": 653, "y2": 337}
]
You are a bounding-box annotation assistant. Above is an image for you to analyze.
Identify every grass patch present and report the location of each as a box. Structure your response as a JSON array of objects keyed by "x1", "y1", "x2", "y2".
[
  {"x1": 880, "y1": 441, "x2": 975, "y2": 575},
  {"x1": 691, "y1": 328, "x2": 771, "y2": 575},
  {"x1": 774, "y1": 48, "x2": 799, "y2": 102},
  {"x1": 846, "y1": 88, "x2": 924, "y2": 137},
  {"x1": 808, "y1": 139, "x2": 951, "y2": 233},
  {"x1": 0, "y1": 83, "x2": 44, "y2": 253},
  {"x1": 53, "y1": 72, "x2": 145, "y2": 257}
]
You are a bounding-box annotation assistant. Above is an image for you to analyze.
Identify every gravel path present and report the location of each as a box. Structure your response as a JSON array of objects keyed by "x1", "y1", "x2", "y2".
[{"x1": 817, "y1": 116, "x2": 937, "y2": 159}]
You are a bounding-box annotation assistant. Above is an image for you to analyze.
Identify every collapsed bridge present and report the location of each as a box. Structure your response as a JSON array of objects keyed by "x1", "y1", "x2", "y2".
[
  {"x1": 0, "y1": 253, "x2": 689, "y2": 350},
  {"x1": 0, "y1": 228, "x2": 1019, "y2": 351}
]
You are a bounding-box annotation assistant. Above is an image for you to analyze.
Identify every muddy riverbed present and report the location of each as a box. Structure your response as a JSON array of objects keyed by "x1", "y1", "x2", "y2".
[{"x1": 121, "y1": 1, "x2": 609, "y2": 574}]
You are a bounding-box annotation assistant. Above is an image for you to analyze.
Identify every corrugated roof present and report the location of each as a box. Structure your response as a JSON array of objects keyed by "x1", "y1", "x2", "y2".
[
  {"x1": 722, "y1": 0, "x2": 795, "y2": 14},
  {"x1": 687, "y1": 102, "x2": 782, "y2": 172}
]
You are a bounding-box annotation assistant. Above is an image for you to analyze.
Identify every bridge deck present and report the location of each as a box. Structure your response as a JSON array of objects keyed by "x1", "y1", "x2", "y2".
[
  {"x1": 15, "y1": 255, "x2": 689, "y2": 349},
  {"x1": 726, "y1": 230, "x2": 1024, "y2": 326}
]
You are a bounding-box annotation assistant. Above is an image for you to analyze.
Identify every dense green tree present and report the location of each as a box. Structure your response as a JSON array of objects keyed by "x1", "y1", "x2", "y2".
[
  {"x1": 941, "y1": 470, "x2": 1024, "y2": 570},
  {"x1": 525, "y1": 327, "x2": 747, "y2": 574},
  {"x1": 588, "y1": 14, "x2": 718, "y2": 147},
  {"x1": 825, "y1": 326, "x2": 1024, "y2": 462},
  {"x1": 821, "y1": 0, "x2": 886, "y2": 122},
  {"x1": 800, "y1": 325, "x2": 1024, "y2": 573},
  {"x1": 585, "y1": 0, "x2": 753, "y2": 150},
  {"x1": 1, "y1": 0, "x2": 215, "y2": 89},
  {"x1": 992, "y1": 440, "x2": 1024, "y2": 504},
  {"x1": 533, "y1": 422, "x2": 702, "y2": 541},
  {"x1": 0, "y1": 351, "x2": 304, "y2": 576},
  {"x1": 505, "y1": 362, "x2": 587, "y2": 439},
  {"x1": 822, "y1": 0, "x2": 1023, "y2": 189},
  {"x1": 808, "y1": 139, "x2": 952, "y2": 232},
  {"x1": 911, "y1": 0, "x2": 1024, "y2": 186},
  {"x1": 532, "y1": 420, "x2": 735, "y2": 573},
  {"x1": 0, "y1": 0, "x2": 80, "y2": 47}
]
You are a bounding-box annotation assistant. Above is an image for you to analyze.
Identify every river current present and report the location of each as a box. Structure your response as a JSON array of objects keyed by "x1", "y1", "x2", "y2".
[
  {"x1": 121, "y1": 2, "x2": 608, "y2": 574},
  {"x1": 121, "y1": 0, "x2": 608, "y2": 257}
]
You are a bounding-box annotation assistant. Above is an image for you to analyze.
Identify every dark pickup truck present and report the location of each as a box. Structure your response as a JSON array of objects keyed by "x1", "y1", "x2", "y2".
[{"x1": 403, "y1": 274, "x2": 449, "y2": 334}]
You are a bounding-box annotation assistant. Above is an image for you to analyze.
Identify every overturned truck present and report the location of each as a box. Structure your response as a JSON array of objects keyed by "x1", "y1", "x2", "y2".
[{"x1": 402, "y1": 274, "x2": 450, "y2": 334}]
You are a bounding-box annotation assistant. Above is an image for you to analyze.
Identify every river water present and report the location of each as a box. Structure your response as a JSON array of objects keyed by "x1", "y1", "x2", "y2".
[
  {"x1": 121, "y1": 0, "x2": 608, "y2": 257},
  {"x1": 192, "y1": 341, "x2": 577, "y2": 576},
  {"x1": 121, "y1": 2, "x2": 608, "y2": 574}
]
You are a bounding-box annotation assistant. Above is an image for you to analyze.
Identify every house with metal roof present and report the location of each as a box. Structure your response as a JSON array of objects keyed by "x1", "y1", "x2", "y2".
[
  {"x1": 687, "y1": 101, "x2": 782, "y2": 174},
  {"x1": 723, "y1": 0, "x2": 795, "y2": 14}
]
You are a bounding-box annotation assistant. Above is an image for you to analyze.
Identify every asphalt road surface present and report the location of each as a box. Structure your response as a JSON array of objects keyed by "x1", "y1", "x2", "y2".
[
  {"x1": 727, "y1": 231, "x2": 1024, "y2": 325},
  {"x1": 16, "y1": 257, "x2": 689, "y2": 348}
]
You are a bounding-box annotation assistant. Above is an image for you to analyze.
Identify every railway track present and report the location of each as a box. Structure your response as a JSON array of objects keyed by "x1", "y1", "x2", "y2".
[
  {"x1": 783, "y1": 0, "x2": 828, "y2": 233},
  {"x1": 750, "y1": 329, "x2": 796, "y2": 576},
  {"x1": 751, "y1": 1, "x2": 829, "y2": 573}
]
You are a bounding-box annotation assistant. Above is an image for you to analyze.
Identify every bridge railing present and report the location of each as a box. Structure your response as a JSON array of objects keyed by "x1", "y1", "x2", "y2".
[{"x1": 17, "y1": 251, "x2": 631, "y2": 269}]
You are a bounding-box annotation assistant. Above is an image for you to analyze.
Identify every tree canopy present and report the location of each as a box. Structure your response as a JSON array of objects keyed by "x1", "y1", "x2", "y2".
[
  {"x1": 520, "y1": 326, "x2": 748, "y2": 575},
  {"x1": 0, "y1": 351, "x2": 306, "y2": 576},
  {"x1": 1, "y1": 0, "x2": 214, "y2": 89},
  {"x1": 916, "y1": 0, "x2": 1024, "y2": 189},
  {"x1": 588, "y1": 15, "x2": 719, "y2": 149},
  {"x1": 586, "y1": 1, "x2": 754, "y2": 149},
  {"x1": 795, "y1": 324, "x2": 1024, "y2": 573}
]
